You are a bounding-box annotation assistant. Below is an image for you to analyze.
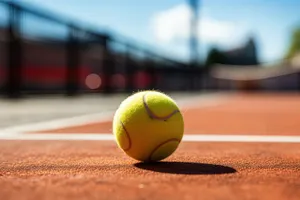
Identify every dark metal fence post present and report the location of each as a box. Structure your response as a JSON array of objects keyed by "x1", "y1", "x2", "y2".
[
  {"x1": 66, "y1": 25, "x2": 80, "y2": 96},
  {"x1": 145, "y1": 52, "x2": 156, "y2": 90},
  {"x1": 101, "y1": 35, "x2": 113, "y2": 94},
  {"x1": 6, "y1": 2, "x2": 22, "y2": 99},
  {"x1": 124, "y1": 44, "x2": 134, "y2": 93},
  {"x1": 297, "y1": 72, "x2": 300, "y2": 92}
]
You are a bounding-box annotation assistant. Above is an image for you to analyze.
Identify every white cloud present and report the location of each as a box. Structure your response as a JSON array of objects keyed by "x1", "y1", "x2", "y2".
[
  {"x1": 150, "y1": 4, "x2": 243, "y2": 46},
  {"x1": 151, "y1": 4, "x2": 191, "y2": 43}
]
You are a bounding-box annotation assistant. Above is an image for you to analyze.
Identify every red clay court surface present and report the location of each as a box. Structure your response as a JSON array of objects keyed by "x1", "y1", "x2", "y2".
[{"x1": 0, "y1": 93, "x2": 300, "y2": 200}]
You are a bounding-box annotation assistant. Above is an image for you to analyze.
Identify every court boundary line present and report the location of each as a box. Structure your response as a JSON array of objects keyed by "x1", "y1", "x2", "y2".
[
  {"x1": 0, "y1": 133, "x2": 299, "y2": 143},
  {"x1": 0, "y1": 93, "x2": 230, "y2": 134}
]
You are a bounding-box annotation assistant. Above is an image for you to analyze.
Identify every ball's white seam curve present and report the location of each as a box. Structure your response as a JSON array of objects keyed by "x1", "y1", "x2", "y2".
[{"x1": 142, "y1": 92, "x2": 180, "y2": 121}]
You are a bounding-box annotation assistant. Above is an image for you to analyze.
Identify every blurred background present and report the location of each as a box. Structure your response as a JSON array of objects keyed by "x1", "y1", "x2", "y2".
[{"x1": 0, "y1": 0, "x2": 300, "y2": 98}]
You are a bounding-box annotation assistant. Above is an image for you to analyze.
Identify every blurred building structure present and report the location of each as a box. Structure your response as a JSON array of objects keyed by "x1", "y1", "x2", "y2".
[
  {"x1": 205, "y1": 37, "x2": 258, "y2": 66},
  {"x1": 221, "y1": 37, "x2": 258, "y2": 66}
]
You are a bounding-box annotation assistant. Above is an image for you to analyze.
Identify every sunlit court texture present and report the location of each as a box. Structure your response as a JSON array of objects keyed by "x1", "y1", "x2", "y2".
[{"x1": 0, "y1": 0, "x2": 300, "y2": 200}]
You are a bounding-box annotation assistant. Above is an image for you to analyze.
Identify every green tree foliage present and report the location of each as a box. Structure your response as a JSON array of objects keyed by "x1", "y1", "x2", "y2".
[
  {"x1": 286, "y1": 27, "x2": 300, "y2": 59},
  {"x1": 205, "y1": 47, "x2": 224, "y2": 67}
]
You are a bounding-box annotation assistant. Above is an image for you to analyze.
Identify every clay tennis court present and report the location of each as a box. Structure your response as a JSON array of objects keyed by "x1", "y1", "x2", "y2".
[{"x1": 0, "y1": 92, "x2": 300, "y2": 200}]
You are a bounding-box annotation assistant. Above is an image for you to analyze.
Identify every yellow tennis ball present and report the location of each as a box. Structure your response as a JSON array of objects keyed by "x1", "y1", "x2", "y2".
[{"x1": 113, "y1": 90, "x2": 184, "y2": 162}]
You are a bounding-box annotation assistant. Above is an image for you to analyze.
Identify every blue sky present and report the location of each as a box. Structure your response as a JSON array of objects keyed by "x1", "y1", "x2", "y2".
[{"x1": 2, "y1": 0, "x2": 300, "y2": 64}]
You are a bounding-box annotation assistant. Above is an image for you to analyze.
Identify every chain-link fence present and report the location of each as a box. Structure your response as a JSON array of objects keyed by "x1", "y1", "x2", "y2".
[{"x1": 0, "y1": 1, "x2": 205, "y2": 98}]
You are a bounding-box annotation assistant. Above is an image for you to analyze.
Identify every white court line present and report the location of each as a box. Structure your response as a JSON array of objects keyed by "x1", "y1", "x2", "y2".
[
  {"x1": 0, "y1": 111, "x2": 115, "y2": 134},
  {"x1": 0, "y1": 93, "x2": 229, "y2": 134},
  {"x1": 0, "y1": 133, "x2": 299, "y2": 143}
]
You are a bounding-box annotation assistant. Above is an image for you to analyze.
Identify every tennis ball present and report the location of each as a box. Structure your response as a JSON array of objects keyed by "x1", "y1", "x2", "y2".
[{"x1": 113, "y1": 90, "x2": 184, "y2": 162}]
